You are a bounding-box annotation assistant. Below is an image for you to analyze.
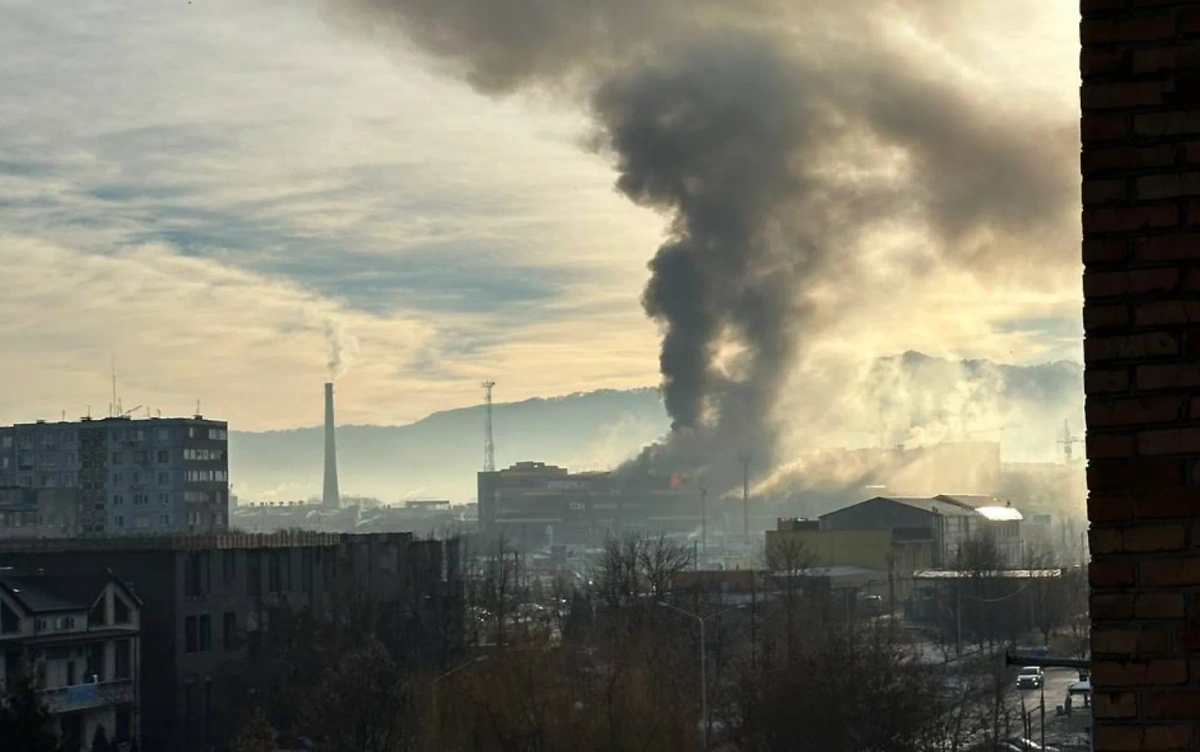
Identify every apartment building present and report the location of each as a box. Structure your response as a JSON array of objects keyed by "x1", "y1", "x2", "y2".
[
  {"x1": 0, "y1": 569, "x2": 141, "y2": 751},
  {"x1": 0, "y1": 531, "x2": 463, "y2": 752},
  {"x1": 0, "y1": 415, "x2": 229, "y2": 537}
]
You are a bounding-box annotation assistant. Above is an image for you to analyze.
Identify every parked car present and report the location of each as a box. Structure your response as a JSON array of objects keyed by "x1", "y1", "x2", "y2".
[{"x1": 1016, "y1": 666, "x2": 1044, "y2": 689}]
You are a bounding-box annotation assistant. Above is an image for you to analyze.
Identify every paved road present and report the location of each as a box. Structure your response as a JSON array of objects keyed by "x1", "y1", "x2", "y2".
[{"x1": 1013, "y1": 668, "x2": 1092, "y2": 749}]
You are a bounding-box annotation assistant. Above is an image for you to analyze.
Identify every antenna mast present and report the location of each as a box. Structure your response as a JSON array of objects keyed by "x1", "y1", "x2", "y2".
[{"x1": 482, "y1": 381, "x2": 496, "y2": 472}]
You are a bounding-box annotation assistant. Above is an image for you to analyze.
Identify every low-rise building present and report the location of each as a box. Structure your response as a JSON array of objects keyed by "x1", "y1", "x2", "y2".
[
  {"x1": 0, "y1": 531, "x2": 462, "y2": 752},
  {"x1": 0, "y1": 569, "x2": 141, "y2": 751}
]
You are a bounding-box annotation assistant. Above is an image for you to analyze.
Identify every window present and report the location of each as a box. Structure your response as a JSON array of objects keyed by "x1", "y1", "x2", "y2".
[
  {"x1": 111, "y1": 472, "x2": 122, "y2": 484},
  {"x1": 198, "y1": 614, "x2": 212, "y2": 652},
  {"x1": 115, "y1": 639, "x2": 131, "y2": 679},
  {"x1": 185, "y1": 616, "x2": 198, "y2": 653},
  {"x1": 135, "y1": 450, "x2": 148, "y2": 464},
  {"x1": 66, "y1": 660, "x2": 76, "y2": 687},
  {"x1": 157, "y1": 450, "x2": 169, "y2": 464},
  {"x1": 223, "y1": 549, "x2": 236, "y2": 582},
  {"x1": 184, "y1": 552, "x2": 209, "y2": 598},
  {"x1": 111, "y1": 452, "x2": 123, "y2": 465},
  {"x1": 131, "y1": 429, "x2": 145, "y2": 442},
  {"x1": 161, "y1": 514, "x2": 170, "y2": 525},
  {"x1": 223, "y1": 612, "x2": 237, "y2": 649},
  {"x1": 204, "y1": 677, "x2": 214, "y2": 717},
  {"x1": 35, "y1": 617, "x2": 48, "y2": 631},
  {"x1": 113, "y1": 595, "x2": 131, "y2": 625},
  {"x1": 115, "y1": 515, "x2": 124, "y2": 528},
  {"x1": 247, "y1": 551, "x2": 262, "y2": 597},
  {"x1": 155, "y1": 428, "x2": 169, "y2": 442},
  {"x1": 0, "y1": 436, "x2": 10, "y2": 449}
]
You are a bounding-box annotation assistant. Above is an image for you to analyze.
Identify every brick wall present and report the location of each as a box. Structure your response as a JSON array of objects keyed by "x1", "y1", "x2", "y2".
[{"x1": 1083, "y1": 2, "x2": 1200, "y2": 749}]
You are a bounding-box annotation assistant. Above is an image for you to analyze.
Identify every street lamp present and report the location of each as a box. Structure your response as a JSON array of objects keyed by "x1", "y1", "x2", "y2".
[{"x1": 657, "y1": 601, "x2": 745, "y2": 750}]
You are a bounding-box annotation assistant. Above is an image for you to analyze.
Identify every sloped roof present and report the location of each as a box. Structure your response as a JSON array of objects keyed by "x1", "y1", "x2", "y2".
[
  {"x1": 0, "y1": 571, "x2": 140, "y2": 615},
  {"x1": 933, "y1": 494, "x2": 1001, "y2": 509}
]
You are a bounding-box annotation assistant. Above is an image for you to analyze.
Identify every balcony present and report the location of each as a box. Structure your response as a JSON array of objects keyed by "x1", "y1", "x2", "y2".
[{"x1": 42, "y1": 679, "x2": 134, "y2": 714}]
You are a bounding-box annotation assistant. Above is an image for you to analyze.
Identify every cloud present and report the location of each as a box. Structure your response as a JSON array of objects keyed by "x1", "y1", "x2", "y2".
[{"x1": 0, "y1": 0, "x2": 1084, "y2": 445}]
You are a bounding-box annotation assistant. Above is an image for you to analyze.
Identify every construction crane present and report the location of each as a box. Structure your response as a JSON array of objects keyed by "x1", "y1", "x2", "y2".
[{"x1": 1058, "y1": 419, "x2": 1084, "y2": 463}]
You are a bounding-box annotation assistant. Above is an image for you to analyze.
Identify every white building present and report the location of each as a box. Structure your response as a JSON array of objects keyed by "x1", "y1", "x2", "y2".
[{"x1": 0, "y1": 569, "x2": 141, "y2": 750}]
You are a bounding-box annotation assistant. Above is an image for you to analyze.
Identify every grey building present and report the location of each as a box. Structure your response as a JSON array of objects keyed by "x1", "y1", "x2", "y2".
[
  {"x1": 0, "y1": 531, "x2": 463, "y2": 752},
  {"x1": 0, "y1": 415, "x2": 229, "y2": 537}
]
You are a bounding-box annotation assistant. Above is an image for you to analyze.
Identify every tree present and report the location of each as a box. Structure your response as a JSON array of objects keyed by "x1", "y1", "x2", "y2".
[
  {"x1": 0, "y1": 673, "x2": 61, "y2": 752},
  {"x1": 231, "y1": 709, "x2": 278, "y2": 752}
]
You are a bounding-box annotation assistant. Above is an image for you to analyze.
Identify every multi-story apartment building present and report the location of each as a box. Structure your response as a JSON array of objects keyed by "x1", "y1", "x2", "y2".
[
  {"x1": 0, "y1": 569, "x2": 141, "y2": 751},
  {"x1": 0, "y1": 415, "x2": 229, "y2": 537},
  {"x1": 0, "y1": 531, "x2": 463, "y2": 752}
]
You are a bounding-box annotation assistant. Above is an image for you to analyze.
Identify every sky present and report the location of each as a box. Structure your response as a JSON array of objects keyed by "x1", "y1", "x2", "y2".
[{"x1": 0, "y1": 0, "x2": 1083, "y2": 432}]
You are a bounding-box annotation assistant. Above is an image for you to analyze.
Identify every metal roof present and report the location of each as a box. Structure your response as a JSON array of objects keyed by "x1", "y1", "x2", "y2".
[
  {"x1": 913, "y1": 569, "x2": 1065, "y2": 580},
  {"x1": 976, "y1": 505, "x2": 1023, "y2": 522}
]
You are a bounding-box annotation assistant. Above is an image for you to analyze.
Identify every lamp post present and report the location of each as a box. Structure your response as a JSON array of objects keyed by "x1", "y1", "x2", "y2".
[{"x1": 657, "y1": 602, "x2": 745, "y2": 750}]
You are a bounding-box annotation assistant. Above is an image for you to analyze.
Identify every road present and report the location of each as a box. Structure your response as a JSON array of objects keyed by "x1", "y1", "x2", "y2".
[{"x1": 1012, "y1": 668, "x2": 1091, "y2": 749}]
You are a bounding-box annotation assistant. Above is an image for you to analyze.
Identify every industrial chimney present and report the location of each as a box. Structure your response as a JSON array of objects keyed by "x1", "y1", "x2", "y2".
[{"x1": 322, "y1": 382, "x2": 340, "y2": 509}]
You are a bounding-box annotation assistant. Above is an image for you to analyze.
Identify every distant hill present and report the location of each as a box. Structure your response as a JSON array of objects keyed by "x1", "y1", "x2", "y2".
[
  {"x1": 230, "y1": 388, "x2": 669, "y2": 503},
  {"x1": 229, "y1": 354, "x2": 1084, "y2": 503}
]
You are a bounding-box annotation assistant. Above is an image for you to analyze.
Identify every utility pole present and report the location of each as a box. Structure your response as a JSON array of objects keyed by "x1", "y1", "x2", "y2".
[
  {"x1": 1040, "y1": 677, "x2": 1046, "y2": 751},
  {"x1": 739, "y1": 454, "x2": 751, "y2": 539},
  {"x1": 482, "y1": 381, "x2": 496, "y2": 472},
  {"x1": 955, "y1": 580, "x2": 963, "y2": 659},
  {"x1": 700, "y1": 485, "x2": 708, "y2": 566}
]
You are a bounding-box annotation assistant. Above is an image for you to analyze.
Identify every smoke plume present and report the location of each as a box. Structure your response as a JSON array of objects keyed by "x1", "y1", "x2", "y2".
[
  {"x1": 323, "y1": 318, "x2": 359, "y2": 380},
  {"x1": 324, "y1": 0, "x2": 1078, "y2": 492}
]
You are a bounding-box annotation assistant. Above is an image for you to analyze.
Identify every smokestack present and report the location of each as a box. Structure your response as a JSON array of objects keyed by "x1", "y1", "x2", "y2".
[{"x1": 323, "y1": 383, "x2": 340, "y2": 510}]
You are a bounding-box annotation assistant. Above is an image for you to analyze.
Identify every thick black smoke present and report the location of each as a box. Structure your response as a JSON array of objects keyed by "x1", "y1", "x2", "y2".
[{"x1": 324, "y1": 0, "x2": 1078, "y2": 492}]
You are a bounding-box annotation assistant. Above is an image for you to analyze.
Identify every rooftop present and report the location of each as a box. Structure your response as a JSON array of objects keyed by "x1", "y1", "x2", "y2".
[{"x1": 0, "y1": 530, "x2": 412, "y2": 554}]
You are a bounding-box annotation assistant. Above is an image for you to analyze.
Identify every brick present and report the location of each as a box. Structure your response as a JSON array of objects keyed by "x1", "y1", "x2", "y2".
[
  {"x1": 1146, "y1": 725, "x2": 1192, "y2": 749},
  {"x1": 1088, "y1": 368, "x2": 1132, "y2": 394},
  {"x1": 1093, "y1": 593, "x2": 1137, "y2": 620},
  {"x1": 1139, "y1": 429, "x2": 1200, "y2": 456},
  {"x1": 1135, "y1": 490, "x2": 1200, "y2": 518},
  {"x1": 1085, "y1": 178, "x2": 1128, "y2": 205},
  {"x1": 1185, "y1": 268, "x2": 1200, "y2": 288},
  {"x1": 1086, "y1": 303, "x2": 1130, "y2": 330},
  {"x1": 1083, "y1": 15, "x2": 1176, "y2": 44},
  {"x1": 1094, "y1": 628, "x2": 1139, "y2": 654},
  {"x1": 1126, "y1": 525, "x2": 1188, "y2": 552},
  {"x1": 1177, "y1": 628, "x2": 1200, "y2": 650},
  {"x1": 1083, "y1": 48, "x2": 1124, "y2": 77},
  {"x1": 1138, "y1": 172, "x2": 1200, "y2": 200},
  {"x1": 1085, "y1": 237, "x2": 1130, "y2": 262},
  {"x1": 1138, "y1": 364, "x2": 1200, "y2": 390},
  {"x1": 1130, "y1": 268, "x2": 1181, "y2": 292},
  {"x1": 1092, "y1": 495, "x2": 1137, "y2": 521},
  {"x1": 1089, "y1": 460, "x2": 1184, "y2": 491},
  {"x1": 1086, "y1": 271, "x2": 1129, "y2": 297},
  {"x1": 1136, "y1": 300, "x2": 1200, "y2": 325},
  {"x1": 1142, "y1": 557, "x2": 1200, "y2": 586},
  {"x1": 1092, "y1": 433, "x2": 1135, "y2": 458},
  {"x1": 1087, "y1": 206, "x2": 1179, "y2": 235},
  {"x1": 1136, "y1": 235, "x2": 1200, "y2": 260},
  {"x1": 1134, "y1": 44, "x2": 1200, "y2": 75},
  {"x1": 1094, "y1": 691, "x2": 1138, "y2": 720},
  {"x1": 1136, "y1": 109, "x2": 1200, "y2": 137},
  {"x1": 1095, "y1": 658, "x2": 1188, "y2": 686},
  {"x1": 1084, "y1": 81, "x2": 1172, "y2": 110},
  {"x1": 1085, "y1": 333, "x2": 1179, "y2": 361},
  {"x1": 1145, "y1": 690, "x2": 1200, "y2": 719},
  {"x1": 1185, "y1": 8, "x2": 1200, "y2": 35},
  {"x1": 1136, "y1": 592, "x2": 1187, "y2": 617},
  {"x1": 1093, "y1": 527, "x2": 1124, "y2": 554},
  {"x1": 1084, "y1": 145, "x2": 1176, "y2": 174},
  {"x1": 1083, "y1": 113, "x2": 1130, "y2": 143},
  {"x1": 1093, "y1": 560, "x2": 1138, "y2": 587},
  {"x1": 1088, "y1": 396, "x2": 1183, "y2": 426},
  {"x1": 1093, "y1": 725, "x2": 1192, "y2": 751}
]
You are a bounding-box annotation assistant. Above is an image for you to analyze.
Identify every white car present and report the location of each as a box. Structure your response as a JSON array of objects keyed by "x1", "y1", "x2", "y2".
[{"x1": 1016, "y1": 666, "x2": 1044, "y2": 689}]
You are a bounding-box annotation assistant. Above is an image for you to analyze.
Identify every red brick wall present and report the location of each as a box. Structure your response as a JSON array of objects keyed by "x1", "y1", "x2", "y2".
[{"x1": 1083, "y1": 2, "x2": 1200, "y2": 750}]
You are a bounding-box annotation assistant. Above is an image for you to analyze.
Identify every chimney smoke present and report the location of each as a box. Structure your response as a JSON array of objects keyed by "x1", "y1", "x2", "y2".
[{"x1": 323, "y1": 382, "x2": 341, "y2": 509}]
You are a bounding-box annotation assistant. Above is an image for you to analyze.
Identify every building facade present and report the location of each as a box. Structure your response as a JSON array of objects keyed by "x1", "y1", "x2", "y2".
[
  {"x1": 0, "y1": 570, "x2": 141, "y2": 751},
  {"x1": 0, "y1": 531, "x2": 462, "y2": 752},
  {"x1": 0, "y1": 415, "x2": 229, "y2": 537}
]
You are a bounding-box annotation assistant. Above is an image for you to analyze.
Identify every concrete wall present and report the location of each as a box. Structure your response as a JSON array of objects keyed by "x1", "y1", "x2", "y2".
[{"x1": 1082, "y1": 2, "x2": 1200, "y2": 749}]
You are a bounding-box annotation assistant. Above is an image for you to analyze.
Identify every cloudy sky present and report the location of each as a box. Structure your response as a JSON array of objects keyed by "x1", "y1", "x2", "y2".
[{"x1": 0, "y1": 0, "x2": 1082, "y2": 432}]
